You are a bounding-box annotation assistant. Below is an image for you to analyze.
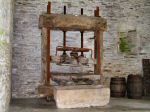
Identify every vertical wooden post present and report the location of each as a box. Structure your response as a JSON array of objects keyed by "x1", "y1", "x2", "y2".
[
  {"x1": 96, "y1": 31, "x2": 101, "y2": 75},
  {"x1": 46, "y1": 2, "x2": 51, "y2": 85},
  {"x1": 96, "y1": 7, "x2": 100, "y2": 16},
  {"x1": 94, "y1": 7, "x2": 103, "y2": 77},
  {"x1": 41, "y1": 28, "x2": 48, "y2": 84}
]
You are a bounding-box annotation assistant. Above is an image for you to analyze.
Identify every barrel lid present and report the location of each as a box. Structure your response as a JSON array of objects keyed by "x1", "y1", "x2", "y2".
[
  {"x1": 111, "y1": 76, "x2": 126, "y2": 81},
  {"x1": 128, "y1": 74, "x2": 142, "y2": 78}
]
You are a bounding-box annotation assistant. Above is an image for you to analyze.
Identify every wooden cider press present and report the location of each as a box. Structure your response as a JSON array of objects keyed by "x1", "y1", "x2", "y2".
[{"x1": 53, "y1": 6, "x2": 93, "y2": 65}]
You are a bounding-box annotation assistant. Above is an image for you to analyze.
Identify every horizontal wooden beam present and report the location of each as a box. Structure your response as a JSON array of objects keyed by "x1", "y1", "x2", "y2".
[
  {"x1": 56, "y1": 46, "x2": 91, "y2": 52},
  {"x1": 39, "y1": 14, "x2": 107, "y2": 31}
]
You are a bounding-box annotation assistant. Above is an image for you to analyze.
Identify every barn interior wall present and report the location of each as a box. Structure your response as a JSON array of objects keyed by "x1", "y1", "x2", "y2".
[{"x1": 12, "y1": 0, "x2": 150, "y2": 98}]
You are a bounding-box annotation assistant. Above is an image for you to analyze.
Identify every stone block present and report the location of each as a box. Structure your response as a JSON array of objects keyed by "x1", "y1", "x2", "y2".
[
  {"x1": 38, "y1": 85, "x2": 53, "y2": 97},
  {"x1": 53, "y1": 85, "x2": 110, "y2": 108}
]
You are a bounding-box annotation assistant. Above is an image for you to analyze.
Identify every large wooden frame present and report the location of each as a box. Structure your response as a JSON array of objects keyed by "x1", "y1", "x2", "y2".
[{"x1": 39, "y1": 2, "x2": 107, "y2": 96}]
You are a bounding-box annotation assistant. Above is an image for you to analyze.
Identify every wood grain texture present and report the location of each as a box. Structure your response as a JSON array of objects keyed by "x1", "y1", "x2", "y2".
[
  {"x1": 39, "y1": 14, "x2": 107, "y2": 31},
  {"x1": 41, "y1": 28, "x2": 48, "y2": 84},
  {"x1": 95, "y1": 31, "x2": 103, "y2": 75}
]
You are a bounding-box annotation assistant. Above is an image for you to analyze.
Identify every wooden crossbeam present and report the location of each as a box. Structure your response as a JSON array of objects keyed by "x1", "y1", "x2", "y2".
[{"x1": 39, "y1": 14, "x2": 107, "y2": 31}]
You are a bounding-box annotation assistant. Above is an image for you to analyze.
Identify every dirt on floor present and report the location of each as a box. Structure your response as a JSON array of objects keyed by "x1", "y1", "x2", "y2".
[{"x1": 10, "y1": 97, "x2": 150, "y2": 112}]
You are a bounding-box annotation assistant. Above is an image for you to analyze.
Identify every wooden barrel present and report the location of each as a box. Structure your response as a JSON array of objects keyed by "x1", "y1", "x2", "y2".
[
  {"x1": 127, "y1": 74, "x2": 143, "y2": 99},
  {"x1": 110, "y1": 77, "x2": 126, "y2": 97}
]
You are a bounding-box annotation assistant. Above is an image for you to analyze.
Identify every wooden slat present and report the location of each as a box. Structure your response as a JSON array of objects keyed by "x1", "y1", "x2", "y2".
[
  {"x1": 41, "y1": 28, "x2": 48, "y2": 84},
  {"x1": 95, "y1": 30, "x2": 103, "y2": 75},
  {"x1": 39, "y1": 14, "x2": 107, "y2": 31},
  {"x1": 56, "y1": 46, "x2": 91, "y2": 52},
  {"x1": 95, "y1": 30, "x2": 101, "y2": 75},
  {"x1": 45, "y1": 2, "x2": 51, "y2": 85},
  {"x1": 41, "y1": 27, "x2": 51, "y2": 85}
]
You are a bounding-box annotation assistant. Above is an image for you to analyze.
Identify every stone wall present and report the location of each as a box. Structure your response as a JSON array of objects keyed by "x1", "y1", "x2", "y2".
[
  {"x1": 12, "y1": 0, "x2": 150, "y2": 98},
  {"x1": 0, "y1": 0, "x2": 14, "y2": 111}
]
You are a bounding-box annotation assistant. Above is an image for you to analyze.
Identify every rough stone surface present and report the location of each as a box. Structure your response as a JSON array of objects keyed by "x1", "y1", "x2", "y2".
[
  {"x1": 53, "y1": 85, "x2": 110, "y2": 108},
  {"x1": 9, "y1": 98, "x2": 150, "y2": 112},
  {"x1": 12, "y1": 0, "x2": 150, "y2": 98},
  {"x1": 0, "y1": 0, "x2": 13, "y2": 111}
]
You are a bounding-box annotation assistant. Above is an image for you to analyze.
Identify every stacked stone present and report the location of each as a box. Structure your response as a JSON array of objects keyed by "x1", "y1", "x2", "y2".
[
  {"x1": 13, "y1": 0, "x2": 150, "y2": 98},
  {"x1": 0, "y1": 0, "x2": 13, "y2": 111}
]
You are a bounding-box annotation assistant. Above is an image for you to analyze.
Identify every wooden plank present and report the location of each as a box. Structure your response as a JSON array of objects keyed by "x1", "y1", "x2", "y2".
[
  {"x1": 56, "y1": 46, "x2": 91, "y2": 52},
  {"x1": 41, "y1": 27, "x2": 51, "y2": 85},
  {"x1": 41, "y1": 3, "x2": 51, "y2": 85},
  {"x1": 39, "y1": 14, "x2": 107, "y2": 31},
  {"x1": 41, "y1": 27, "x2": 48, "y2": 84},
  {"x1": 94, "y1": 7, "x2": 101, "y2": 75},
  {"x1": 51, "y1": 72, "x2": 95, "y2": 76},
  {"x1": 95, "y1": 30, "x2": 101, "y2": 75},
  {"x1": 95, "y1": 30, "x2": 103, "y2": 76},
  {"x1": 46, "y1": 2, "x2": 51, "y2": 85},
  {"x1": 94, "y1": 7, "x2": 103, "y2": 76}
]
